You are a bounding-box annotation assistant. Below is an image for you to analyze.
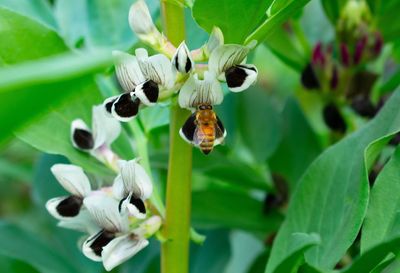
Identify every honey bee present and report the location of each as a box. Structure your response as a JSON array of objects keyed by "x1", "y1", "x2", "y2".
[{"x1": 180, "y1": 104, "x2": 226, "y2": 155}]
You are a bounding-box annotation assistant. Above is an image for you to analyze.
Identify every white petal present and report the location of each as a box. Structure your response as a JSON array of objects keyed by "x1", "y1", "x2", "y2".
[
  {"x1": 135, "y1": 48, "x2": 175, "y2": 89},
  {"x1": 178, "y1": 71, "x2": 223, "y2": 109},
  {"x1": 102, "y1": 234, "x2": 149, "y2": 271},
  {"x1": 225, "y1": 64, "x2": 258, "y2": 92},
  {"x1": 126, "y1": 202, "x2": 147, "y2": 219},
  {"x1": 57, "y1": 209, "x2": 99, "y2": 234},
  {"x1": 71, "y1": 119, "x2": 94, "y2": 151},
  {"x1": 209, "y1": 44, "x2": 252, "y2": 76},
  {"x1": 129, "y1": 0, "x2": 157, "y2": 36},
  {"x1": 119, "y1": 159, "x2": 153, "y2": 200},
  {"x1": 172, "y1": 41, "x2": 194, "y2": 74},
  {"x1": 112, "y1": 174, "x2": 125, "y2": 199},
  {"x1": 83, "y1": 195, "x2": 128, "y2": 233},
  {"x1": 92, "y1": 105, "x2": 121, "y2": 149},
  {"x1": 113, "y1": 50, "x2": 146, "y2": 93},
  {"x1": 206, "y1": 27, "x2": 224, "y2": 54},
  {"x1": 51, "y1": 164, "x2": 91, "y2": 197}
]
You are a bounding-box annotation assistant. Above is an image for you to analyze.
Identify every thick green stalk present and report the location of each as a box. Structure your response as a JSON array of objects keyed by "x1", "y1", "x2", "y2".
[{"x1": 160, "y1": 2, "x2": 193, "y2": 273}]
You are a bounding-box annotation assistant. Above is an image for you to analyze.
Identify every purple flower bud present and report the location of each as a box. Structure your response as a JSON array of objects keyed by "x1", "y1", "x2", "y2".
[
  {"x1": 312, "y1": 43, "x2": 325, "y2": 67},
  {"x1": 340, "y1": 43, "x2": 351, "y2": 67},
  {"x1": 353, "y1": 36, "x2": 367, "y2": 65},
  {"x1": 373, "y1": 32, "x2": 383, "y2": 56},
  {"x1": 330, "y1": 65, "x2": 339, "y2": 90}
]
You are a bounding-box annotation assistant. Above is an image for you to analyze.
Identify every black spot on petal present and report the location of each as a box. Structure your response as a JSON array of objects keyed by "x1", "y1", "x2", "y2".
[
  {"x1": 73, "y1": 129, "x2": 94, "y2": 150},
  {"x1": 142, "y1": 80, "x2": 159, "y2": 103},
  {"x1": 185, "y1": 58, "x2": 192, "y2": 73},
  {"x1": 105, "y1": 98, "x2": 117, "y2": 114},
  {"x1": 56, "y1": 196, "x2": 83, "y2": 217},
  {"x1": 114, "y1": 93, "x2": 140, "y2": 118},
  {"x1": 181, "y1": 113, "x2": 197, "y2": 142},
  {"x1": 323, "y1": 103, "x2": 347, "y2": 133},
  {"x1": 88, "y1": 230, "x2": 115, "y2": 257},
  {"x1": 225, "y1": 66, "x2": 247, "y2": 88},
  {"x1": 129, "y1": 196, "x2": 146, "y2": 214},
  {"x1": 301, "y1": 63, "x2": 320, "y2": 90}
]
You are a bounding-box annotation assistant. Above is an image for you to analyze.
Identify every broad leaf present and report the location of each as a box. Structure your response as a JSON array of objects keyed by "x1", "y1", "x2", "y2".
[
  {"x1": 361, "y1": 147, "x2": 400, "y2": 252},
  {"x1": 269, "y1": 98, "x2": 322, "y2": 190},
  {"x1": 192, "y1": 0, "x2": 272, "y2": 44},
  {"x1": 0, "y1": 0, "x2": 56, "y2": 29},
  {"x1": 266, "y1": 88, "x2": 400, "y2": 272},
  {"x1": 0, "y1": 7, "x2": 66, "y2": 66},
  {"x1": 371, "y1": 0, "x2": 400, "y2": 42},
  {"x1": 274, "y1": 233, "x2": 320, "y2": 273},
  {"x1": 342, "y1": 236, "x2": 400, "y2": 273},
  {"x1": 0, "y1": 221, "x2": 80, "y2": 273},
  {"x1": 245, "y1": 0, "x2": 311, "y2": 45},
  {"x1": 54, "y1": 0, "x2": 150, "y2": 49},
  {"x1": 192, "y1": 187, "x2": 282, "y2": 233},
  {"x1": 236, "y1": 86, "x2": 283, "y2": 162}
]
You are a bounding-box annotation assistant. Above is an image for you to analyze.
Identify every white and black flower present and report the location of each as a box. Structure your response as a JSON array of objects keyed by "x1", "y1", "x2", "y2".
[
  {"x1": 112, "y1": 159, "x2": 153, "y2": 219},
  {"x1": 82, "y1": 195, "x2": 161, "y2": 271},
  {"x1": 178, "y1": 71, "x2": 223, "y2": 110},
  {"x1": 209, "y1": 41, "x2": 258, "y2": 92},
  {"x1": 46, "y1": 164, "x2": 91, "y2": 220},
  {"x1": 105, "y1": 49, "x2": 175, "y2": 121},
  {"x1": 172, "y1": 41, "x2": 194, "y2": 74},
  {"x1": 71, "y1": 105, "x2": 121, "y2": 154}
]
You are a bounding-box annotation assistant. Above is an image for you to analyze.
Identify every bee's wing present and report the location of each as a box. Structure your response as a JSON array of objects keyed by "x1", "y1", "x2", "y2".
[
  {"x1": 179, "y1": 113, "x2": 197, "y2": 144},
  {"x1": 214, "y1": 115, "x2": 227, "y2": 146},
  {"x1": 193, "y1": 126, "x2": 207, "y2": 146}
]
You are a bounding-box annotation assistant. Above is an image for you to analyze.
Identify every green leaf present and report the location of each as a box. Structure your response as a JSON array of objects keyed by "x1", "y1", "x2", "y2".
[
  {"x1": 269, "y1": 98, "x2": 322, "y2": 190},
  {"x1": 342, "y1": 236, "x2": 400, "y2": 273},
  {"x1": 264, "y1": 28, "x2": 306, "y2": 72},
  {"x1": 371, "y1": 0, "x2": 400, "y2": 42},
  {"x1": 274, "y1": 233, "x2": 320, "y2": 273},
  {"x1": 192, "y1": 187, "x2": 282, "y2": 233},
  {"x1": 245, "y1": 0, "x2": 311, "y2": 45},
  {"x1": 0, "y1": 221, "x2": 79, "y2": 273},
  {"x1": 54, "y1": 0, "x2": 139, "y2": 49},
  {"x1": 0, "y1": 0, "x2": 56, "y2": 28},
  {"x1": 192, "y1": 0, "x2": 272, "y2": 43},
  {"x1": 361, "y1": 147, "x2": 400, "y2": 252},
  {"x1": 0, "y1": 7, "x2": 67, "y2": 65},
  {"x1": 0, "y1": 51, "x2": 113, "y2": 147},
  {"x1": 266, "y1": 88, "x2": 400, "y2": 273},
  {"x1": 319, "y1": 0, "x2": 346, "y2": 25},
  {"x1": 236, "y1": 86, "x2": 282, "y2": 162}
]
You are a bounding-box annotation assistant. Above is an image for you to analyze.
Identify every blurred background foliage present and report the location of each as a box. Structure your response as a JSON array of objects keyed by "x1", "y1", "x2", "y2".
[{"x1": 0, "y1": 0, "x2": 400, "y2": 272}]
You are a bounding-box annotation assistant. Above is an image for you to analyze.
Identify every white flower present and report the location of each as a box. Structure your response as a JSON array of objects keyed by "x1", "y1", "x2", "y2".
[
  {"x1": 104, "y1": 49, "x2": 175, "y2": 121},
  {"x1": 209, "y1": 40, "x2": 258, "y2": 92},
  {"x1": 178, "y1": 71, "x2": 223, "y2": 110},
  {"x1": 172, "y1": 41, "x2": 194, "y2": 74},
  {"x1": 112, "y1": 159, "x2": 153, "y2": 219},
  {"x1": 129, "y1": 0, "x2": 162, "y2": 45},
  {"x1": 71, "y1": 105, "x2": 121, "y2": 153},
  {"x1": 82, "y1": 195, "x2": 161, "y2": 271},
  {"x1": 46, "y1": 164, "x2": 96, "y2": 233}
]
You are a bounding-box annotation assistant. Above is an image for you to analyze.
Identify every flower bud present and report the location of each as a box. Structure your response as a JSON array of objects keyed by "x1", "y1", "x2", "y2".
[
  {"x1": 353, "y1": 36, "x2": 367, "y2": 65},
  {"x1": 373, "y1": 32, "x2": 383, "y2": 57},
  {"x1": 330, "y1": 65, "x2": 339, "y2": 90},
  {"x1": 172, "y1": 42, "x2": 194, "y2": 74},
  {"x1": 312, "y1": 43, "x2": 325, "y2": 67},
  {"x1": 340, "y1": 43, "x2": 351, "y2": 67},
  {"x1": 301, "y1": 63, "x2": 320, "y2": 90}
]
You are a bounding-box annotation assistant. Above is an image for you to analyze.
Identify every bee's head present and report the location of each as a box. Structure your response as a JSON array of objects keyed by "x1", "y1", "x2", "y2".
[{"x1": 198, "y1": 104, "x2": 213, "y2": 111}]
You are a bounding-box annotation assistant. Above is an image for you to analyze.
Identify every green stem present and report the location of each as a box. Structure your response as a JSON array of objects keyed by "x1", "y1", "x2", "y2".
[{"x1": 160, "y1": 2, "x2": 193, "y2": 273}]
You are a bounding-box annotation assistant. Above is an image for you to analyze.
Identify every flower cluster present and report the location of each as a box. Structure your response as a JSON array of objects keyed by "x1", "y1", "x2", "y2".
[
  {"x1": 46, "y1": 160, "x2": 161, "y2": 271},
  {"x1": 300, "y1": 0, "x2": 384, "y2": 133},
  {"x1": 102, "y1": 0, "x2": 258, "y2": 153}
]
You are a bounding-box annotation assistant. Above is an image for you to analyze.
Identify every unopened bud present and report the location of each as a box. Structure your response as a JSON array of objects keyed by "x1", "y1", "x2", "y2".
[
  {"x1": 353, "y1": 36, "x2": 367, "y2": 65},
  {"x1": 312, "y1": 43, "x2": 325, "y2": 67},
  {"x1": 340, "y1": 43, "x2": 351, "y2": 67}
]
